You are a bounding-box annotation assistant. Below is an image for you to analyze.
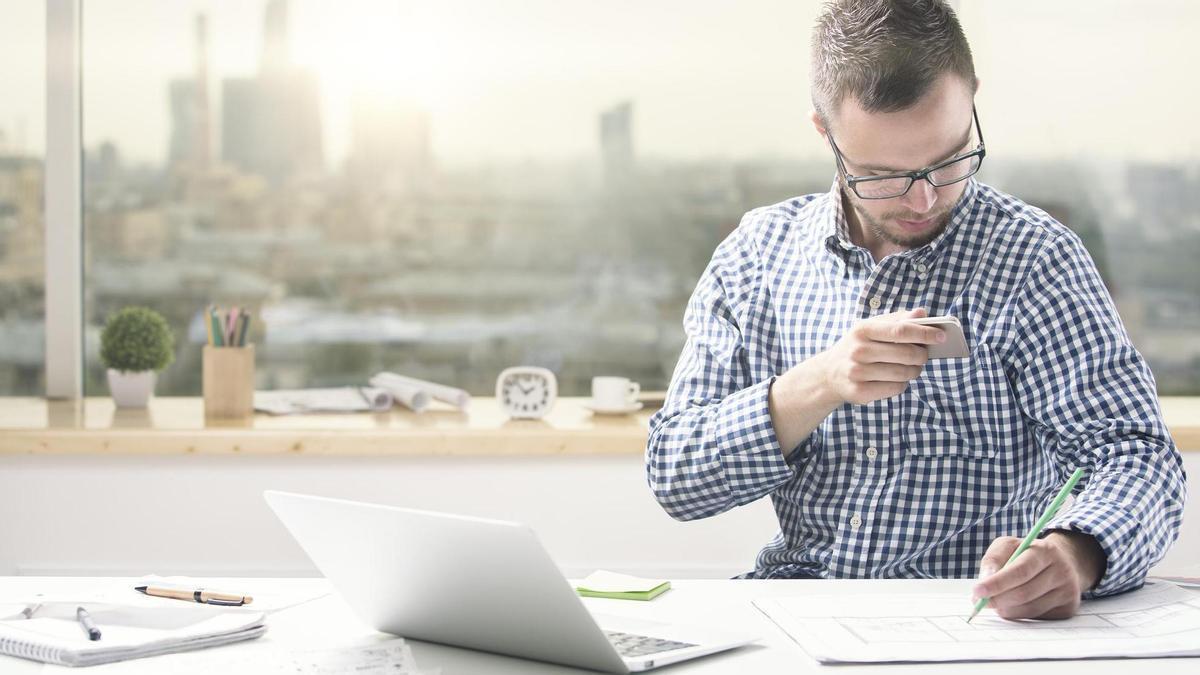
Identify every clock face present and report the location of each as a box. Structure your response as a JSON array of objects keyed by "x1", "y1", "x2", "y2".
[{"x1": 496, "y1": 367, "x2": 557, "y2": 419}]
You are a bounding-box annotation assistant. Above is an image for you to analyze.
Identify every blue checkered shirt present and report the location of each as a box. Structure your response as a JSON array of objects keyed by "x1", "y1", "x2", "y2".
[{"x1": 647, "y1": 178, "x2": 1186, "y2": 597}]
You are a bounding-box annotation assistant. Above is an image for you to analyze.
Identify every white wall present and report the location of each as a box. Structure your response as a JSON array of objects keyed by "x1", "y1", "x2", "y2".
[{"x1": 0, "y1": 452, "x2": 1196, "y2": 579}]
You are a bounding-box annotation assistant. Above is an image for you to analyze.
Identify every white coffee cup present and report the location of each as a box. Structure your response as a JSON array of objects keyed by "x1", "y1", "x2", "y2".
[{"x1": 591, "y1": 376, "x2": 640, "y2": 410}]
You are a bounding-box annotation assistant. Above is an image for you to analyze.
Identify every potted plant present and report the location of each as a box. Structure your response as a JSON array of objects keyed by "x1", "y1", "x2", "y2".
[{"x1": 100, "y1": 306, "x2": 175, "y2": 408}]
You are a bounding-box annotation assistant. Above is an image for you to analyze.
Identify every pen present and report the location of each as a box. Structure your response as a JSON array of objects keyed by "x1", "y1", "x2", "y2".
[
  {"x1": 225, "y1": 306, "x2": 240, "y2": 346},
  {"x1": 967, "y1": 467, "x2": 1086, "y2": 622},
  {"x1": 76, "y1": 606, "x2": 101, "y2": 641},
  {"x1": 0, "y1": 603, "x2": 40, "y2": 621},
  {"x1": 209, "y1": 307, "x2": 224, "y2": 347},
  {"x1": 237, "y1": 312, "x2": 251, "y2": 347},
  {"x1": 134, "y1": 585, "x2": 253, "y2": 606}
]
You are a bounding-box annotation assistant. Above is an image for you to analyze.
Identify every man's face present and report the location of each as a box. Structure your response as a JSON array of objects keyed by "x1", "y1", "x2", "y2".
[{"x1": 820, "y1": 73, "x2": 978, "y2": 250}]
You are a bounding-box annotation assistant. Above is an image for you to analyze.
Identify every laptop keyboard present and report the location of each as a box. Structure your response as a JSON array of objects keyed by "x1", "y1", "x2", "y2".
[{"x1": 604, "y1": 630, "x2": 697, "y2": 657}]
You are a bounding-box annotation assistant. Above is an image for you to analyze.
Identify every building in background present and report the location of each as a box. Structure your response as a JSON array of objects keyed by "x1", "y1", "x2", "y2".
[
  {"x1": 168, "y1": 15, "x2": 213, "y2": 172},
  {"x1": 599, "y1": 101, "x2": 634, "y2": 183},
  {"x1": 221, "y1": 0, "x2": 324, "y2": 186}
]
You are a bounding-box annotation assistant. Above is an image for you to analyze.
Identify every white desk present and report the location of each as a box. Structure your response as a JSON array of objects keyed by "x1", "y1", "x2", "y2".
[{"x1": 2, "y1": 577, "x2": 1196, "y2": 674}]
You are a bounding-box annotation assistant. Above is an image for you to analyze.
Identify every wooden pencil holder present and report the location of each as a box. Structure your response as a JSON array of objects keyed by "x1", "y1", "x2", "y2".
[{"x1": 203, "y1": 344, "x2": 255, "y2": 418}]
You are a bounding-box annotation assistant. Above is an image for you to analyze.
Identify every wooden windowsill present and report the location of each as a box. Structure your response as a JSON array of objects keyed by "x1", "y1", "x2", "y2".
[
  {"x1": 0, "y1": 396, "x2": 1196, "y2": 455},
  {"x1": 0, "y1": 397, "x2": 654, "y2": 455}
]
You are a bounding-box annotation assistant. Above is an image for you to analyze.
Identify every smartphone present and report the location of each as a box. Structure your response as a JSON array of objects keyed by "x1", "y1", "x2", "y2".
[{"x1": 908, "y1": 316, "x2": 969, "y2": 359}]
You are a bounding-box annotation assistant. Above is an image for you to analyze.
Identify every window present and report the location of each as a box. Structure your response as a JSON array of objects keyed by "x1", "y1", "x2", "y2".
[
  {"x1": 958, "y1": 1, "x2": 1200, "y2": 393},
  {"x1": 66, "y1": 1, "x2": 1200, "y2": 396},
  {"x1": 82, "y1": 0, "x2": 823, "y2": 396},
  {"x1": 0, "y1": 3, "x2": 45, "y2": 395}
]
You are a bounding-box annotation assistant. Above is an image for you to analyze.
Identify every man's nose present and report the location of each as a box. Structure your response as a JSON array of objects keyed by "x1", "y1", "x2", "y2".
[{"x1": 901, "y1": 179, "x2": 938, "y2": 214}]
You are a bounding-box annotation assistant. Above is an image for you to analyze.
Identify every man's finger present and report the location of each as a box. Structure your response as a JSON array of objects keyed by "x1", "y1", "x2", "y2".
[
  {"x1": 857, "y1": 342, "x2": 929, "y2": 367},
  {"x1": 849, "y1": 362, "x2": 923, "y2": 383},
  {"x1": 978, "y1": 536, "x2": 1020, "y2": 578},
  {"x1": 862, "y1": 320, "x2": 946, "y2": 346},
  {"x1": 973, "y1": 546, "x2": 1053, "y2": 601},
  {"x1": 993, "y1": 567, "x2": 1079, "y2": 620},
  {"x1": 988, "y1": 565, "x2": 1062, "y2": 614}
]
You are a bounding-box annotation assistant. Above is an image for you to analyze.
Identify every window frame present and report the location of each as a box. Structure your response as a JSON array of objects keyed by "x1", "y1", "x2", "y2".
[{"x1": 44, "y1": 0, "x2": 84, "y2": 399}]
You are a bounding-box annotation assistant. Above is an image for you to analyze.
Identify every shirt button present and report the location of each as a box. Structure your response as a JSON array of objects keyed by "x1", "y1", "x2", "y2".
[
  {"x1": 868, "y1": 296, "x2": 882, "y2": 310},
  {"x1": 866, "y1": 447, "x2": 878, "y2": 460},
  {"x1": 915, "y1": 263, "x2": 928, "y2": 273},
  {"x1": 850, "y1": 515, "x2": 863, "y2": 529}
]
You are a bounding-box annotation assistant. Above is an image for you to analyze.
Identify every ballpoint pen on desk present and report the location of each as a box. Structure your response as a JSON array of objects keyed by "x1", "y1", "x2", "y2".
[
  {"x1": 135, "y1": 585, "x2": 254, "y2": 607},
  {"x1": 76, "y1": 606, "x2": 101, "y2": 641},
  {"x1": 966, "y1": 467, "x2": 1086, "y2": 622}
]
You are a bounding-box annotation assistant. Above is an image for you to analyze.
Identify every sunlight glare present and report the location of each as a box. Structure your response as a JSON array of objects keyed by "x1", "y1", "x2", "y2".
[{"x1": 306, "y1": 6, "x2": 447, "y2": 111}]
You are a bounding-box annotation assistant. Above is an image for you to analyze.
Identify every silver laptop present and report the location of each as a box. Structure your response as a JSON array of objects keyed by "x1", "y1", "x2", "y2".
[{"x1": 264, "y1": 491, "x2": 757, "y2": 673}]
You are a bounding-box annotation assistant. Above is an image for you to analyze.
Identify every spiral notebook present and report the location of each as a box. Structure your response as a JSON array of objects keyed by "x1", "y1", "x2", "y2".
[{"x1": 0, "y1": 601, "x2": 265, "y2": 667}]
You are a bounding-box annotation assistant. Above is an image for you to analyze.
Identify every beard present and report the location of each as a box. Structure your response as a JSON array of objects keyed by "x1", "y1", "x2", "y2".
[{"x1": 844, "y1": 187, "x2": 955, "y2": 250}]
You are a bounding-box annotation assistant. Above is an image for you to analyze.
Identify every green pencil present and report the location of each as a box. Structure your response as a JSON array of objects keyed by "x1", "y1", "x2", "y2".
[{"x1": 966, "y1": 467, "x2": 1086, "y2": 622}]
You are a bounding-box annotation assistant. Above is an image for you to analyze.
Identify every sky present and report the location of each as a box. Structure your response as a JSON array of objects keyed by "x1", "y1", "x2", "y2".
[{"x1": 1, "y1": 0, "x2": 1198, "y2": 167}]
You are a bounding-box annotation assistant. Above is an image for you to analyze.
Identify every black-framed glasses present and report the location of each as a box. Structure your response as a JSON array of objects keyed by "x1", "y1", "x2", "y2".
[{"x1": 828, "y1": 106, "x2": 986, "y2": 200}]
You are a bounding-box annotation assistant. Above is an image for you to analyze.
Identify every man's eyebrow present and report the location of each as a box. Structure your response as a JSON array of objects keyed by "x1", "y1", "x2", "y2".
[{"x1": 854, "y1": 122, "x2": 973, "y2": 173}]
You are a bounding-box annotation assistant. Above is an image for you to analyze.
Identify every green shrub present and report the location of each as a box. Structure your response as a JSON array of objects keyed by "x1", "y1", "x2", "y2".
[{"x1": 99, "y1": 306, "x2": 175, "y2": 372}]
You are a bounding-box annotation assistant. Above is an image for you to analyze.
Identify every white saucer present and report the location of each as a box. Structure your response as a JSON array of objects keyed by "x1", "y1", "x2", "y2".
[{"x1": 582, "y1": 400, "x2": 644, "y2": 415}]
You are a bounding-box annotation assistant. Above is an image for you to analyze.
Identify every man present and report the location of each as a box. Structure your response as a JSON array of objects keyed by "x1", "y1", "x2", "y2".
[{"x1": 646, "y1": 0, "x2": 1185, "y2": 620}]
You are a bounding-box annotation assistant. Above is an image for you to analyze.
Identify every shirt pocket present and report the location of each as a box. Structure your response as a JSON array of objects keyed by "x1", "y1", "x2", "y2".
[{"x1": 899, "y1": 342, "x2": 1016, "y2": 460}]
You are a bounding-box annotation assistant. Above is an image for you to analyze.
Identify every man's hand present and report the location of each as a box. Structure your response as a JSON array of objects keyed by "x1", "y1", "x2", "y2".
[
  {"x1": 769, "y1": 307, "x2": 946, "y2": 456},
  {"x1": 816, "y1": 307, "x2": 945, "y2": 405},
  {"x1": 972, "y1": 531, "x2": 1107, "y2": 620}
]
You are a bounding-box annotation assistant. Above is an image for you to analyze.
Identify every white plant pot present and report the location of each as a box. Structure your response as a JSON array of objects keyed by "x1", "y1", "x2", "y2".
[{"x1": 107, "y1": 369, "x2": 157, "y2": 408}]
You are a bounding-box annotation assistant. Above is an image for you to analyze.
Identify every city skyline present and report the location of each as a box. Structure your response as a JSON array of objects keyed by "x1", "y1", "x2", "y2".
[
  {"x1": 2, "y1": 1, "x2": 1199, "y2": 398},
  {"x1": 4, "y1": 1, "x2": 1200, "y2": 167}
]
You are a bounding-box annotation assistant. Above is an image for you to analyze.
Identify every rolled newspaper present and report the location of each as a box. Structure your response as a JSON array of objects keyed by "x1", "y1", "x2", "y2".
[
  {"x1": 368, "y1": 375, "x2": 432, "y2": 413},
  {"x1": 370, "y1": 372, "x2": 471, "y2": 410}
]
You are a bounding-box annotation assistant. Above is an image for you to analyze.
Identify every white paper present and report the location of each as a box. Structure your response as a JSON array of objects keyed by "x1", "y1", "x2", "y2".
[
  {"x1": 577, "y1": 570, "x2": 669, "y2": 593},
  {"x1": 370, "y1": 372, "x2": 469, "y2": 410},
  {"x1": 754, "y1": 580, "x2": 1200, "y2": 663},
  {"x1": 0, "y1": 601, "x2": 265, "y2": 667},
  {"x1": 254, "y1": 387, "x2": 394, "y2": 415},
  {"x1": 366, "y1": 375, "x2": 432, "y2": 412},
  {"x1": 93, "y1": 637, "x2": 435, "y2": 675}
]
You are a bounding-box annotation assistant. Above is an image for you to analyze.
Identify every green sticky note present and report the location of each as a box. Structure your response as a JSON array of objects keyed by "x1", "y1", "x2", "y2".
[
  {"x1": 576, "y1": 582, "x2": 671, "y2": 602},
  {"x1": 575, "y1": 571, "x2": 671, "y2": 601}
]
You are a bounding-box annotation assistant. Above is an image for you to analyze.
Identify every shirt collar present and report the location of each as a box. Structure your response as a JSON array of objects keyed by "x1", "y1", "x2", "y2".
[{"x1": 821, "y1": 177, "x2": 980, "y2": 265}]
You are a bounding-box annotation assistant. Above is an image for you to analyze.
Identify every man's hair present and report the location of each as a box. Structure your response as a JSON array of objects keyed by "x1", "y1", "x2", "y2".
[{"x1": 811, "y1": 0, "x2": 976, "y2": 124}]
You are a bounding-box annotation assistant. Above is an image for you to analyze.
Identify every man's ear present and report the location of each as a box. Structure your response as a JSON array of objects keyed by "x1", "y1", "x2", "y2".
[{"x1": 809, "y1": 109, "x2": 828, "y2": 139}]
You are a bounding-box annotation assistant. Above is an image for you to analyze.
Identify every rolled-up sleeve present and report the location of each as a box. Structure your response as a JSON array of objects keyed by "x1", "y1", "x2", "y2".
[
  {"x1": 1010, "y1": 230, "x2": 1187, "y2": 597},
  {"x1": 646, "y1": 215, "x2": 799, "y2": 521}
]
